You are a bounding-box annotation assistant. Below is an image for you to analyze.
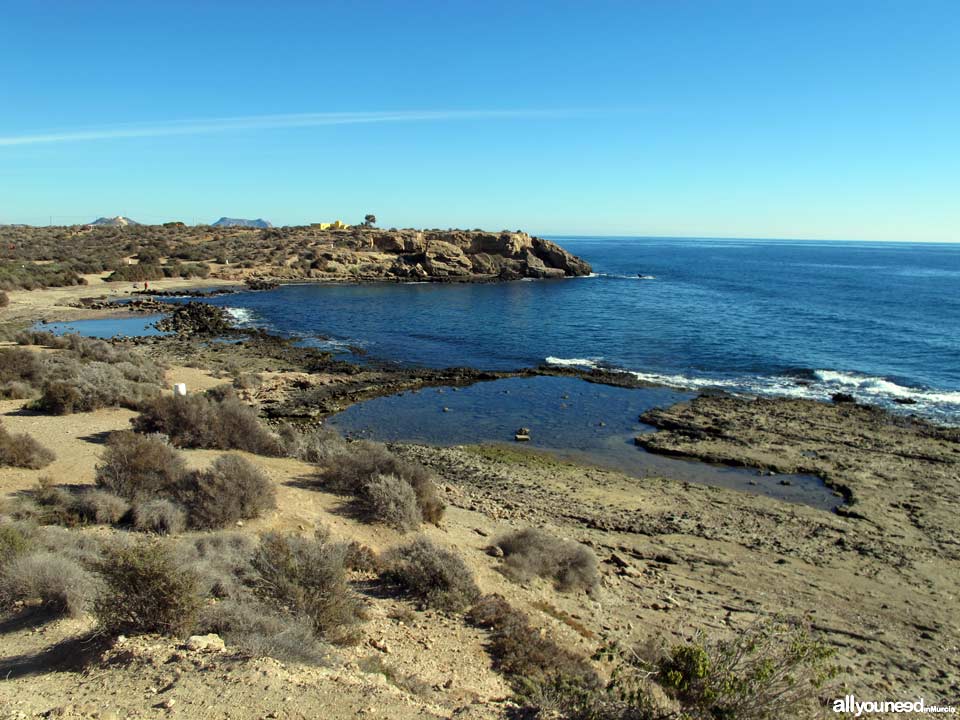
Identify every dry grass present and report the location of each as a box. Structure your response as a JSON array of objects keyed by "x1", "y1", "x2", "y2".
[
  {"x1": 132, "y1": 499, "x2": 187, "y2": 535},
  {"x1": 0, "y1": 551, "x2": 100, "y2": 617}
]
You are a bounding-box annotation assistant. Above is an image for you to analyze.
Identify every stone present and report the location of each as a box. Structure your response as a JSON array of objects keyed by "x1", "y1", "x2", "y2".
[{"x1": 185, "y1": 634, "x2": 226, "y2": 652}]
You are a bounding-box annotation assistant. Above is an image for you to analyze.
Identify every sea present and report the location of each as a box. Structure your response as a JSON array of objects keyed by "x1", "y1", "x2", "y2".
[
  {"x1": 153, "y1": 236, "x2": 960, "y2": 425},
  {"x1": 47, "y1": 236, "x2": 960, "y2": 507}
]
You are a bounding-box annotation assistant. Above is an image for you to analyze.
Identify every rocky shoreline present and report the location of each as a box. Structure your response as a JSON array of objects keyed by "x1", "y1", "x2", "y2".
[{"x1": 1, "y1": 272, "x2": 958, "y2": 711}]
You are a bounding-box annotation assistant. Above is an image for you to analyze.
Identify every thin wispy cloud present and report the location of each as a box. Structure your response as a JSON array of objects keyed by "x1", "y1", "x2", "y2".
[{"x1": 0, "y1": 109, "x2": 588, "y2": 147}]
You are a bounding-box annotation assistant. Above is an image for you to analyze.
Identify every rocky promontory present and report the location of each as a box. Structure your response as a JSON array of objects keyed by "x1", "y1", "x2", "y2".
[{"x1": 236, "y1": 227, "x2": 592, "y2": 282}]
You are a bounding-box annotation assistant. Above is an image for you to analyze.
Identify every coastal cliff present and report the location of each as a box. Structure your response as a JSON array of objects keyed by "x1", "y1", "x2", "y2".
[
  {"x1": 0, "y1": 224, "x2": 592, "y2": 287},
  {"x1": 233, "y1": 227, "x2": 592, "y2": 282}
]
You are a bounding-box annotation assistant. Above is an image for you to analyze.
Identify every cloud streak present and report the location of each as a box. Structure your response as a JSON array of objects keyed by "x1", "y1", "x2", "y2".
[{"x1": 0, "y1": 109, "x2": 586, "y2": 147}]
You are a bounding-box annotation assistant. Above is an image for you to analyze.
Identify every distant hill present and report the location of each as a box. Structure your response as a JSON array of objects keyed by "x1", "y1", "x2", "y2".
[
  {"x1": 211, "y1": 217, "x2": 272, "y2": 229},
  {"x1": 90, "y1": 216, "x2": 139, "y2": 227}
]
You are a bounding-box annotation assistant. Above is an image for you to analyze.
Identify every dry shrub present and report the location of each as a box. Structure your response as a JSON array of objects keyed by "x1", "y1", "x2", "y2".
[
  {"x1": 93, "y1": 540, "x2": 200, "y2": 636},
  {"x1": 466, "y1": 594, "x2": 600, "y2": 705},
  {"x1": 382, "y1": 536, "x2": 479, "y2": 611},
  {"x1": 0, "y1": 348, "x2": 42, "y2": 384},
  {"x1": 0, "y1": 381, "x2": 34, "y2": 399},
  {"x1": 343, "y1": 540, "x2": 381, "y2": 573},
  {"x1": 251, "y1": 530, "x2": 366, "y2": 644},
  {"x1": 0, "y1": 551, "x2": 99, "y2": 616},
  {"x1": 34, "y1": 362, "x2": 161, "y2": 414},
  {"x1": 321, "y1": 440, "x2": 444, "y2": 527},
  {"x1": 495, "y1": 528, "x2": 599, "y2": 592},
  {"x1": 0, "y1": 520, "x2": 33, "y2": 566},
  {"x1": 174, "y1": 531, "x2": 257, "y2": 599},
  {"x1": 278, "y1": 422, "x2": 345, "y2": 463},
  {"x1": 95, "y1": 431, "x2": 186, "y2": 500},
  {"x1": 361, "y1": 474, "x2": 422, "y2": 532},
  {"x1": 176, "y1": 454, "x2": 276, "y2": 530},
  {"x1": 73, "y1": 488, "x2": 130, "y2": 524},
  {"x1": 0, "y1": 423, "x2": 55, "y2": 469},
  {"x1": 198, "y1": 599, "x2": 333, "y2": 665},
  {"x1": 133, "y1": 499, "x2": 187, "y2": 535},
  {"x1": 132, "y1": 392, "x2": 283, "y2": 455}
]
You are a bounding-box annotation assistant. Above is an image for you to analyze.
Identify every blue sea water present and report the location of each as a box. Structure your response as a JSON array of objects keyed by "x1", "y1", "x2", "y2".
[
  {"x1": 186, "y1": 237, "x2": 960, "y2": 424},
  {"x1": 45, "y1": 237, "x2": 960, "y2": 423}
]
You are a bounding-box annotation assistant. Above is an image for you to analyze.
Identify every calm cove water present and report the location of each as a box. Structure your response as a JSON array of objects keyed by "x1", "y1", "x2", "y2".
[{"x1": 156, "y1": 236, "x2": 960, "y2": 424}]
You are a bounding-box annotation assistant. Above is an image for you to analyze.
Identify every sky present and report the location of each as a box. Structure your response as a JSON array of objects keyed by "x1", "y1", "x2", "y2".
[{"x1": 0, "y1": 0, "x2": 958, "y2": 241}]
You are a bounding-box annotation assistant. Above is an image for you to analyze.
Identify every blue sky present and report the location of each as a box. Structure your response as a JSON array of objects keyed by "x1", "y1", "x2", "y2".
[{"x1": 1, "y1": 1, "x2": 957, "y2": 241}]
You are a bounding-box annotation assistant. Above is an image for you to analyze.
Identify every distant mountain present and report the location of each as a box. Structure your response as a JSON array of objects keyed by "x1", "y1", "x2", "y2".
[
  {"x1": 211, "y1": 217, "x2": 273, "y2": 229},
  {"x1": 90, "y1": 216, "x2": 139, "y2": 227}
]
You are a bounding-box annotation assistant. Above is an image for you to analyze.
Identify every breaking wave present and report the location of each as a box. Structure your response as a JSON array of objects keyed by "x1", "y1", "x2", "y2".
[
  {"x1": 545, "y1": 358, "x2": 960, "y2": 423},
  {"x1": 224, "y1": 307, "x2": 256, "y2": 326}
]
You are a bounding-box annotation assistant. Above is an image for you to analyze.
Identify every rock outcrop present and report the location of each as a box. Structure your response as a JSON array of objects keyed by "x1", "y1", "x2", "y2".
[{"x1": 249, "y1": 228, "x2": 591, "y2": 283}]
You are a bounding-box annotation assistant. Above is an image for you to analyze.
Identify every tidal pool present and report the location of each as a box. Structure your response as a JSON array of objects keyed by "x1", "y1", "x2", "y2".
[{"x1": 328, "y1": 375, "x2": 839, "y2": 510}]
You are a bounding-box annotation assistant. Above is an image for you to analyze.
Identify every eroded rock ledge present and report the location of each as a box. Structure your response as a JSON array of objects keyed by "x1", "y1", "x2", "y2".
[{"x1": 245, "y1": 228, "x2": 592, "y2": 282}]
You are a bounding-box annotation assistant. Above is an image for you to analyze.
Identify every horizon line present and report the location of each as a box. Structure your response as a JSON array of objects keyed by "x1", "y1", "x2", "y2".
[{"x1": 0, "y1": 108, "x2": 600, "y2": 147}]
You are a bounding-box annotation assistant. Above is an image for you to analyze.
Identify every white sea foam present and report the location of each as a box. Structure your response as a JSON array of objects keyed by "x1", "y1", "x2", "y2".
[
  {"x1": 813, "y1": 370, "x2": 960, "y2": 404},
  {"x1": 224, "y1": 307, "x2": 256, "y2": 325},
  {"x1": 545, "y1": 356, "x2": 602, "y2": 369}
]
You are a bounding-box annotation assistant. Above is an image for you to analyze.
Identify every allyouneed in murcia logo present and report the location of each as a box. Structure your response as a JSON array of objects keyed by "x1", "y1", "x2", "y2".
[{"x1": 833, "y1": 695, "x2": 957, "y2": 716}]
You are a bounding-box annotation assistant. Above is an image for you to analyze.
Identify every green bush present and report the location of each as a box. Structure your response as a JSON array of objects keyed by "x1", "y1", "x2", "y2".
[
  {"x1": 653, "y1": 619, "x2": 838, "y2": 720},
  {"x1": 93, "y1": 541, "x2": 200, "y2": 636},
  {"x1": 0, "y1": 521, "x2": 32, "y2": 567},
  {"x1": 382, "y1": 536, "x2": 479, "y2": 611},
  {"x1": 495, "y1": 528, "x2": 599, "y2": 592}
]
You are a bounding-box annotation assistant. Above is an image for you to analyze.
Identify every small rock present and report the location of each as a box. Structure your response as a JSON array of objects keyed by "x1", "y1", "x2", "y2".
[
  {"x1": 185, "y1": 634, "x2": 226, "y2": 652},
  {"x1": 486, "y1": 545, "x2": 504, "y2": 558},
  {"x1": 369, "y1": 638, "x2": 390, "y2": 653}
]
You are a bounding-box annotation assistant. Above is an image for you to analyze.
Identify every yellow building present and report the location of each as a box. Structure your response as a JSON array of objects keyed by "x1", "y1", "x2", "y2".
[{"x1": 312, "y1": 220, "x2": 350, "y2": 230}]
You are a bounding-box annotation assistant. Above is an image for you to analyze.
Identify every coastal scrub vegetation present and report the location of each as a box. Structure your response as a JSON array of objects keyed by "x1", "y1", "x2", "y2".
[
  {"x1": 11, "y1": 430, "x2": 276, "y2": 531},
  {"x1": 382, "y1": 536, "x2": 480, "y2": 611},
  {"x1": 494, "y1": 527, "x2": 599, "y2": 593},
  {"x1": 132, "y1": 389, "x2": 285, "y2": 456},
  {"x1": 466, "y1": 594, "x2": 836, "y2": 719},
  {"x1": 0, "y1": 334, "x2": 166, "y2": 413},
  {"x1": 0, "y1": 422, "x2": 56, "y2": 469},
  {"x1": 316, "y1": 438, "x2": 445, "y2": 530},
  {"x1": 466, "y1": 594, "x2": 601, "y2": 705}
]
